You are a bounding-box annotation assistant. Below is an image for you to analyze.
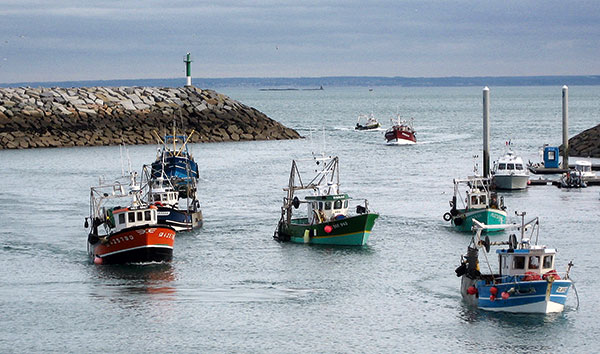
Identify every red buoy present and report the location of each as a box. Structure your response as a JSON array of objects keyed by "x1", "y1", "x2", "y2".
[
  {"x1": 489, "y1": 295, "x2": 496, "y2": 301},
  {"x1": 467, "y1": 286, "x2": 477, "y2": 295},
  {"x1": 490, "y1": 286, "x2": 498, "y2": 296},
  {"x1": 501, "y1": 291, "x2": 510, "y2": 300},
  {"x1": 93, "y1": 256, "x2": 103, "y2": 265},
  {"x1": 324, "y1": 225, "x2": 333, "y2": 233}
]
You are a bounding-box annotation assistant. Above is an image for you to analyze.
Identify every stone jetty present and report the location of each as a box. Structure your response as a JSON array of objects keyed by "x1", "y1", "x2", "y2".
[
  {"x1": 560, "y1": 123, "x2": 600, "y2": 158},
  {"x1": 0, "y1": 86, "x2": 301, "y2": 149}
]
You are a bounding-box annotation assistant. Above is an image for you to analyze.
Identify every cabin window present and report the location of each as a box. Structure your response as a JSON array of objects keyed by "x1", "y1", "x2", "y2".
[
  {"x1": 137, "y1": 211, "x2": 143, "y2": 222},
  {"x1": 513, "y1": 256, "x2": 525, "y2": 269},
  {"x1": 543, "y1": 255, "x2": 553, "y2": 269},
  {"x1": 507, "y1": 163, "x2": 515, "y2": 170},
  {"x1": 118, "y1": 213, "x2": 125, "y2": 224},
  {"x1": 516, "y1": 164, "x2": 523, "y2": 170},
  {"x1": 528, "y1": 256, "x2": 540, "y2": 269},
  {"x1": 479, "y1": 195, "x2": 487, "y2": 205},
  {"x1": 334, "y1": 200, "x2": 342, "y2": 209},
  {"x1": 128, "y1": 212, "x2": 135, "y2": 223},
  {"x1": 344, "y1": 200, "x2": 348, "y2": 208},
  {"x1": 325, "y1": 202, "x2": 332, "y2": 210},
  {"x1": 319, "y1": 202, "x2": 323, "y2": 210},
  {"x1": 471, "y1": 196, "x2": 478, "y2": 205},
  {"x1": 161, "y1": 195, "x2": 167, "y2": 201},
  {"x1": 498, "y1": 163, "x2": 506, "y2": 170},
  {"x1": 144, "y1": 210, "x2": 151, "y2": 221}
]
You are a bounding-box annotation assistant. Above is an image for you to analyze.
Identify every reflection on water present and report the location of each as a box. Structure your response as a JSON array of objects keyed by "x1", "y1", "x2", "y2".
[{"x1": 90, "y1": 262, "x2": 176, "y2": 298}]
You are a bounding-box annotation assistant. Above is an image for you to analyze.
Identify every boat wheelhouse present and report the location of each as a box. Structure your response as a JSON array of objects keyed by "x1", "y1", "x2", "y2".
[
  {"x1": 86, "y1": 173, "x2": 176, "y2": 265},
  {"x1": 444, "y1": 176, "x2": 507, "y2": 232},
  {"x1": 384, "y1": 116, "x2": 416, "y2": 145},
  {"x1": 492, "y1": 149, "x2": 529, "y2": 190},
  {"x1": 456, "y1": 212, "x2": 574, "y2": 313},
  {"x1": 274, "y1": 155, "x2": 378, "y2": 246},
  {"x1": 574, "y1": 160, "x2": 595, "y2": 178}
]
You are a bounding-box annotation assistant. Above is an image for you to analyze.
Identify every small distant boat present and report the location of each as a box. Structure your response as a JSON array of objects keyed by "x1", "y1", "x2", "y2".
[
  {"x1": 443, "y1": 176, "x2": 507, "y2": 232},
  {"x1": 491, "y1": 147, "x2": 529, "y2": 190},
  {"x1": 384, "y1": 116, "x2": 416, "y2": 145},
  {"x1": 355, "y1": 114, "x2": 381, "y2": 131},
  {"x1": 274, "y1": 155, "x2": 379, "y2": 246},
  {"x1": 456, "y1": 212, "x2": 574, "y2": 313},
  {"x1": 85, "y1": 173, "x2": 176, "y2": 265}
]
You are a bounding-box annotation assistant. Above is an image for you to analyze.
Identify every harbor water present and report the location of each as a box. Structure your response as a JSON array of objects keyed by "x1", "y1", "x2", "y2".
[{"x1": 1, "y1": 85, "x2": 599, "y2": 352}]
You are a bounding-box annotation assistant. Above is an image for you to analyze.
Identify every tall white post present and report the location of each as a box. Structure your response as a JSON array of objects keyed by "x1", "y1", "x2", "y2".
[
  {"x1": 562, "y1": 85, "x2": 569, "y2": 169},
  {"x1": 483, "y1": 86, "x2": 490, "y2": 178}
]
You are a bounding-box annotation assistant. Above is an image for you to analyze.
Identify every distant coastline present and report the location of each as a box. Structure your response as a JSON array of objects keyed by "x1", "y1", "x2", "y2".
[{"x1": 1, "y1": 76, "x2": 599, "y2": 89}]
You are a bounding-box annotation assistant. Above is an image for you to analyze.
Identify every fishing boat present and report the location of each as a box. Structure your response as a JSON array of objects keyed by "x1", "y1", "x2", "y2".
[
  {"x1": 443, "y1": 176, "x2": 507, "y2": 232},
  {"x1": 384, "y1": 116, "x2": 416, "y2": 145},
  {"x1": 150, "y1": 127, "x2": 199, "y2": 199},
  {"x1": 85, "y1": 172, "x2": 177, "y2": 265},
  {"x1": 355, "y1": 114, "x2": 381, "y2": 131},
  {"x1": 142, "y1": 167, "x2": 202, "y2": 231},
  {"x1": 491, "y1": 147, "x2": 529, "y2": 190},
  {"x1": 455, "y1": 212, "x2": 574, "y2": 313},
  {"x1": 274, "y1": 155, "x2": 379, "y2": 246}
]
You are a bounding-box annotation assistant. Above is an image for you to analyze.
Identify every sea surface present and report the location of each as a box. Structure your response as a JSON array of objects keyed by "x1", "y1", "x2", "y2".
[{"x1": 1, "y1": 85, "x2": 599, "y2": 353}]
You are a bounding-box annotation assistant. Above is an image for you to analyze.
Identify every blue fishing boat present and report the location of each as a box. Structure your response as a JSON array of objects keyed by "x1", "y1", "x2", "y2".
[
  {"x1": 455, "y1": 212, "x2": 574, "y2": 313},
  {"x1": 144, "y1": 125, "x2": 203, "y2": 230},
  {"x1": 151, "y1": 128, "x2": 199, "y2": 198},
  {"x1": 443, "y1": 176, "x2": 506, "y2": 232}
]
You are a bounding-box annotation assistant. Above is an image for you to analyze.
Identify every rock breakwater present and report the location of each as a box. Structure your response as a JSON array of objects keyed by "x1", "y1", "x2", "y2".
[
  {"x1": 560, "y1": 123, "x2": 600, "y2": 158},
  {"x1": 0, "y1": 86, "x2": 301, "y2": 149}
]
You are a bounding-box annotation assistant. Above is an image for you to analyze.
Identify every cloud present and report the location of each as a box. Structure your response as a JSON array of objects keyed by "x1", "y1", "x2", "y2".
[{"x1": 0, "y1": 1, "x2": 599, "y2": 82}]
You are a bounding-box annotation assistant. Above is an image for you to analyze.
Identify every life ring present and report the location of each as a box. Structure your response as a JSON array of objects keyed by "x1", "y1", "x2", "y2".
[{"x1": 443, "y1": 212, "x2": 452, "y2": 221}]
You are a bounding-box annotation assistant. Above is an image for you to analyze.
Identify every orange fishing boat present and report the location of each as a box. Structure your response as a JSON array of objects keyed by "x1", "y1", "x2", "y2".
[{"x1": 86, "y1": 173, "x2": 176, "y2": 265}]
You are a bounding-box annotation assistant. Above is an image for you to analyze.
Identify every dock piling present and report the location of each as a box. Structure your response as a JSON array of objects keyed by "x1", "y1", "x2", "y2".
[
  {"x1": 562, "y1": 85, "x2": 569, "y2": 169},
  {"x1": 483, "y1": 86, "x2": 490, "y2": 178}
]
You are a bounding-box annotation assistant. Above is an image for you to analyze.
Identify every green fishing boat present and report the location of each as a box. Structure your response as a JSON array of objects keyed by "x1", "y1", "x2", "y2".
[
  {"x1": 443, "y1": 176, "x2": 507, "y2": 232},
  {"x1": 274, "y1": 155, "x2": 378, "y2": 246}
]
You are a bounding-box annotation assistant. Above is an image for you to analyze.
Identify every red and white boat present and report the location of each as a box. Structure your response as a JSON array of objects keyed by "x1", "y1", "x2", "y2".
[
  {"x1": 384, "y1": 116, "x2": 416, "y2": 145},
  {"x1": 86, "y1": 173, "x2": 176, "y2": 265}
]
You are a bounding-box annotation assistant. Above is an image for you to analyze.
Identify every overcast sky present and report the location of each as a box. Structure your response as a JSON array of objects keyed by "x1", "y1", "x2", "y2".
[{"x1": 0, "y1": 1, "x2": 599, "y2": 83}]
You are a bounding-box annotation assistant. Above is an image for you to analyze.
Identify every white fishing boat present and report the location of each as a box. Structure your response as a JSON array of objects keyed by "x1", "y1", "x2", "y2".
[
  {"x1": 491, "y1": 148, "x2": 529, "y2": 190},
  {"x1": 456, "y1": 212, "x2": 575, "y2": 313}
]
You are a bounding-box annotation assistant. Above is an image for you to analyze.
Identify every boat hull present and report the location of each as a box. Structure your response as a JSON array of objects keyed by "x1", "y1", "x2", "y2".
[
  {"x1": 461, "y1": 276, "x2": 571, "y2": 313},
  {"x1": 278, "y1": 213, "x2": 379, "y2": 246},
  {"x1": 385, "y1": 129, "x2": 416, "y2": 145},
  {"x1": 157, "y1": 206, "x2": 203, "y2": 231},
  {"x1": 452, "y1": 208, "x2": 506, "y2": 232},
  {"x1": 355, "y1": 124, "x2": 380, "y2": 131},
  {"x1": 493, "y1": 174, "x2": 529, "y2": 190},
  {"x1": 88, "y1": 225, "x2": 176, "y2": 264}
]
